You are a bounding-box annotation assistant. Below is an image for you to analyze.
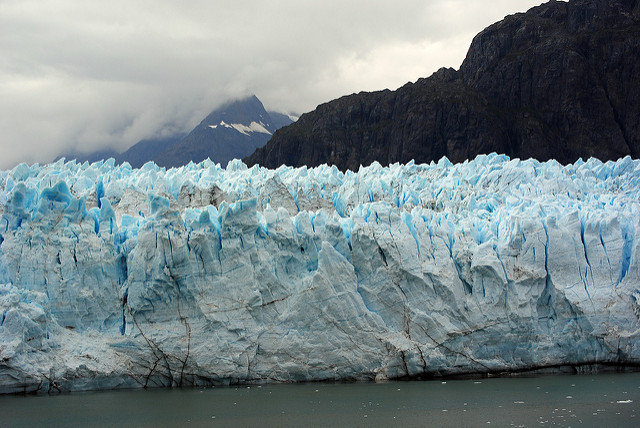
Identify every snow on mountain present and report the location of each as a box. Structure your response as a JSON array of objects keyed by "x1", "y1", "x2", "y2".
[
  {"x1": 1, "y1": 154, "x2": 639, "y2": 393},
  {"x1": 209, "y1": 120, "x2": 272, "y2": 136},
  {"x1": 153, "y1": 95, "x2": 291, "y2": 168},
  {"x1": 55, "y1": 95, "x2": 292, "y2": 170}
]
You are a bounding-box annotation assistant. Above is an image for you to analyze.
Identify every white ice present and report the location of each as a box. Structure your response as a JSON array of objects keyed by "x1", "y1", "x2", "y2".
[{"x1": 0, "y1": 154, "x2": 638, "y2": 393}]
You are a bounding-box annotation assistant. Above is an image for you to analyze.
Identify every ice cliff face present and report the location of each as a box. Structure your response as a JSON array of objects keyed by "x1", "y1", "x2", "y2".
[{"x1": 1, "y1": 155, "x2": 639, "y2": 393}]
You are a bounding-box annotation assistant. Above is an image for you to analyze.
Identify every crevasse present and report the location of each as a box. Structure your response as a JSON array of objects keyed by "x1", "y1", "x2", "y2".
[{"x1": 0, "y1": 154, "x2": 639, "y2": 394}]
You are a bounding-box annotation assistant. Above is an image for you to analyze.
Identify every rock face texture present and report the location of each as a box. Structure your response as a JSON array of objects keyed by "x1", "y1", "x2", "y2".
[
  {"x1": 246, "y1": 0, "x2": 640, "y2": 171},
  {"x1": 1, "y1": 155, "x2": 639, "y2": 393}
]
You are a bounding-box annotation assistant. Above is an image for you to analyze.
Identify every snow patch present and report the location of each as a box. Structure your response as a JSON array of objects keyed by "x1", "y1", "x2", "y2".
[
  {"x1": 230, "y1": 121, "x2": 271, "y2": 136},
  {"x1": 209, "y1": 120, "x2": 271, "y2": 136}
]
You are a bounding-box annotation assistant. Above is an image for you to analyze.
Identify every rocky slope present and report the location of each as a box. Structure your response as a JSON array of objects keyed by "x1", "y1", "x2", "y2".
[
  {"x1": 59, "y1": 96, "x2": 292, "y2": 169},
  {"x1": 246, "y1": 0, "x2": 640, "y2": 171},
  {"x1": 153, "y1": 95, "x2": 292, "y2": 168}
]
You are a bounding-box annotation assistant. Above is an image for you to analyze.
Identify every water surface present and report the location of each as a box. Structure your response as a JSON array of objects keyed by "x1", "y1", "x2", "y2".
[{"x1": 1, "y1": 373, "x2": 639, "y2": 427}]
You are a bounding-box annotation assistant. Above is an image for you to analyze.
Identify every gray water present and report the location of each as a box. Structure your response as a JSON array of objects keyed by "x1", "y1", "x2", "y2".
[{"x1": 1, "y1": 373, "x2": 639, "y2": 427}]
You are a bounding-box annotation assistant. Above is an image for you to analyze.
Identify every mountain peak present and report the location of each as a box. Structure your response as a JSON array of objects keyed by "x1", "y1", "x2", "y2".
[
  {"x1": 152, "y1": 95, "x2": 292, "y2": 168},
  {"x1": 55, "y1": 95, "x2": 293, "y2": 169},
  {"x1": 201, "y1": 94, "x2": 270, "y2": 131}
]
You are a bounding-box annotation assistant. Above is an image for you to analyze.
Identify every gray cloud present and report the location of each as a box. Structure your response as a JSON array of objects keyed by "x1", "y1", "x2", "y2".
[{"x1": 0, "y1": 0, "x2": 544, "y2": 169}]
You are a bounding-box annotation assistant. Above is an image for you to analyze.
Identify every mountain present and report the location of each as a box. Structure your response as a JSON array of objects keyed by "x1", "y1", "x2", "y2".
[
  {"x1": 268, "y1": 111, "x2": 298, "y2": 130},
  {"x1": 58, "y1": 95, "x2": 292, "y2": 168},
  {"x1": 116, "y1": 135, "x2": 184, "y2": 169},
  {"x1": 2, "y1": 155, "x2": 639, "y2": 392},
  {"x1": 245, "y1": 0, "x2": 640, "y2": 171},
  {"x1": 152, "y1": 95, "x2": 291, "y2": 168}
]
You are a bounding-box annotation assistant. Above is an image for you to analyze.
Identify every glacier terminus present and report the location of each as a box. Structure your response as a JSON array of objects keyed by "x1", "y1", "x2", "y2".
[{"x1": 0, "y1": 154, "x2": 639, "y2": 394}]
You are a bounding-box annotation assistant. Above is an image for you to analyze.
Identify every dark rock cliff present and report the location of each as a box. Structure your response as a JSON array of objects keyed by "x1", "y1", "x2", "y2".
[{"x1": 246, "y1": 0, "x2": 640, "y2": 170}]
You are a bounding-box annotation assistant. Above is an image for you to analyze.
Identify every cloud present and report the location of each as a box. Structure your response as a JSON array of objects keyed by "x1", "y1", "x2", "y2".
[{"x1": 0, "y1": 0, "x2": 544, "y2": 169}]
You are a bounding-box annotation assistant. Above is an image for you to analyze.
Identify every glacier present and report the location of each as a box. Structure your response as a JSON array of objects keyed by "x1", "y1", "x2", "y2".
[{"x1": 0, "y1": 154, "x2": 639, "y2": 394}]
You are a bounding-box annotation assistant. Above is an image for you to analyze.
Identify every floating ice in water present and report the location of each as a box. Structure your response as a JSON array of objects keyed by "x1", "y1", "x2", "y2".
[{"x1": 0, "y1": 154, "x2": 639, "y2": 393}]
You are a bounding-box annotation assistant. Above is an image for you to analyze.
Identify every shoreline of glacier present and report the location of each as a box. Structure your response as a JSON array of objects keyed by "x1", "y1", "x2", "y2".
[{"x1": 1, "y1": 154, "x2": 639, "y2": 394}]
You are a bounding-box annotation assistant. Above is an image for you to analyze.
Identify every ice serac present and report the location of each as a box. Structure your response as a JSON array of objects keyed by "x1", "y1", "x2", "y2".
[{"x1": 1, "y1": 155, "x2": 639, "y2": 393}]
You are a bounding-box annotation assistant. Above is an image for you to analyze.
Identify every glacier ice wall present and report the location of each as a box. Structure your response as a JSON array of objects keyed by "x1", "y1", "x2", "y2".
[{"x1": 1, "y1": 155, "x2": 639, "y2": 393}]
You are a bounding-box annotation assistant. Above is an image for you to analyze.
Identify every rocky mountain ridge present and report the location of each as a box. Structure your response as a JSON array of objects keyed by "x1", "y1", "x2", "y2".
[
  {"x1": 246, "y1": 0, "x2": 640, "y2": 171},
  {"x1": 153, "y1": 95, "x2": 292, "y2": 168},
  {"x1": 60, "y1": 95, "x2": 292, "y2": 168}
]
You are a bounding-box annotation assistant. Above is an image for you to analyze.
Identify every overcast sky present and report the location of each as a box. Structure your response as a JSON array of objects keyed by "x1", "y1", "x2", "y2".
[{"x1": 0, "y1": 0, "x2": 544, "y2": 169}]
